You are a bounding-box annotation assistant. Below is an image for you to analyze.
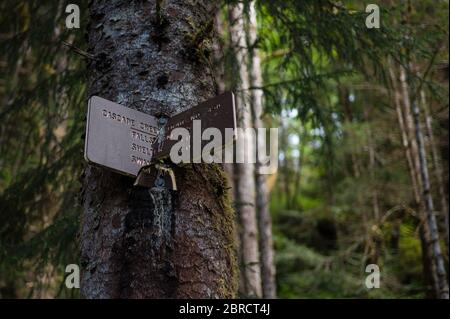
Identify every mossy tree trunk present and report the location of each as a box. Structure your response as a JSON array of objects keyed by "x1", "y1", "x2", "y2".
[{"x1": 81, "y1": 0, "x2": 237, "y2": 299}]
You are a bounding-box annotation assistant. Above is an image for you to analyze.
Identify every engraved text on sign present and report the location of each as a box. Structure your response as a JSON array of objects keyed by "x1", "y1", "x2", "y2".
[{"x1": 84, "y1": 96, "x2": 159, "y2": 176}]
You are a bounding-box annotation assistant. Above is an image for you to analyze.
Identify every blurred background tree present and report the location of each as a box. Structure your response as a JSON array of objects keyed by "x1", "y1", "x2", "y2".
[{"x1": 0, "y1": 0, "x2": 88, "y2": 298}]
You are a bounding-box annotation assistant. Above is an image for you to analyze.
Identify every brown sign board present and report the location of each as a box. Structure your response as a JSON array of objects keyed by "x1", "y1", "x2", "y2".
[
  {"x1": 84, "y1": 96, "x2": 159, "y2": 176},
  {"x1": 84, "y1": 92, "x2": 236, "y2": 177},
  {"x1": 152, "y1": 91, "x2": 237, "y2": 160}
]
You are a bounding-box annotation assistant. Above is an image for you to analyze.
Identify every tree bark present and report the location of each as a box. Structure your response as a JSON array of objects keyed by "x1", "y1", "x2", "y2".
[
  {"x1": 410, "y1": 92, "x2": 449, "y2": 299},
  {"x1": 81, "y1": 0, "x2": 237, "y2": 299},
  {"x1": 247, "y1": 1, "x2": 277, "y2": 299},
  {"x1": 228, "y1": 3, "x2": 262, "y2": 298},
  {"x1": 400, "y1": 64, "x2": 449, "y2": 299},
  {"x1": 420, "y1": 90, "x2": 449, "y2": 256},
  {"x1": 393, "y1": 64, "x2": 440, "y2": 298},
  {"x1": 388, "y1": 65, "x2": 421, "y2": 204},
  {"x1": 364, "y1": 102, "x2": 381, "y2": 265}
]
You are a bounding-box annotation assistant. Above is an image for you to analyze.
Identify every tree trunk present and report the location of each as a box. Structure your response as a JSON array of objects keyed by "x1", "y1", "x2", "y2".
[
  {"x1": 81, "y1": 0, "x2": 237, "y2": 299},
  {"x1": 279, "y1": 120, "x2": 292, "y2": 208},
  {"x1": 228, "y1": 3, "x2": 262, "y2": 298},
  {"x1": 420, "y1": 90, "x2": 449, "y2": 256},
  {"x1": 388, "y1": 65, "x2": 421, "y2": 204},
  {"x1": 390, "y1": 63, "x2": 439, "y2": 297},
  {"x1": 410, "y1": 93, "x2": 449, "y2": 299},
  {"x1": 399, "y1": 64, "x2": 449, "y2": 299},
  {"x1": 364, "y1": 102, "x2": 381, "y2": 265},
  {"x1": 213, "y1": 8, "x2": 243, "y2": 294},
  {"x1": 247, "y1": 1, "x2": 277, "y2": 299},
  {"x1": 291, "y1": 131, "x2": 304, "y2": 210}
]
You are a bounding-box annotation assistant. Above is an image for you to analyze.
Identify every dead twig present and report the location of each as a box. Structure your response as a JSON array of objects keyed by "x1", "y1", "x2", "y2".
[{"x1": 61, "y1": 40, "x2": 96, "y2": 60}]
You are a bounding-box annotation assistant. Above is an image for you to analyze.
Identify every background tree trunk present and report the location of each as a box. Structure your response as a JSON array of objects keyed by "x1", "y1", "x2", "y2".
[
  {"x1": 246, "y1": 1, "x2": 276, "y2": 299},
  {"x1": 410, "y1": 92, "x2": 449, "y2": 299},
  {"x1": 228, "y1": 3, "x2": 262, "y2": 298},
  {"x1": 81, "y1": 0, "x2": 237, "y2": 299},
  {"x1": 390, "y1": 63, "x2": 439, "y2": 298},
  {"x1": 400, "y1": 62, "x2": 448, "y2": 299},
  {"x1": 420, "y1": 90, "x2": 449, "y2": 256},
  {"x1": 363, "y1": 102, "x2": 381, "y2": 265}
]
